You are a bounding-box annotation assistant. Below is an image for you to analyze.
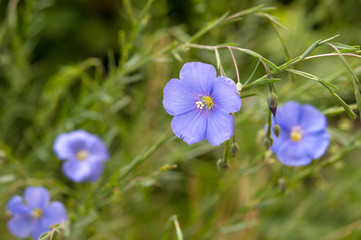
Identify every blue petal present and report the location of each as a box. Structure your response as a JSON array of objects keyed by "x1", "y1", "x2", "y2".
[
  {"x1": 300, "y1": 104, "x2": 327, "y2": 133},
  {"x1": 86, "y1": 162, "x2": 104, "y2": 182},
  {"x1": 206, "y1": 109, "x2": 234, "y2": 146},
  {"x1": 31, "y1": 220, "x2": 49, "y2": 240},
  {"x1": 42, "y1": 202, "x2": 67, "y2": 227},
  {"x1": 53, "y1": 133, "x2": 73, "y2": 160},
  {"x1": 211, "y1": 76, "x2": 242, "y2": 113},
  {"x1": 171, "y1": 110, "x2": 207, "y2": 145},
  {"x1": 53, "y1": 130, "x2": 92, "y2": 160},
  {"x1": 62, "y1": 160, "x2": 91, "y2": 183},
  {"x1": 85, "y1": 135, "x2": 109, "y2": 162},
  {"x1": 275, "y1": 101, "x2": 302, "y2": 131},
  {"x1": 7, "y1": 215, "x2": 34, "y2": 238},
  {"x1": 302, "y1": 131, "x2": 330, "y2": 159},
  {"x1": 179, "y1": 62, "x2": 217, "y2": 95},
  {"x1": 7, "y1": 196, "x2": 31, "y2": 215},
  {"x1": 163, "y1": 78, "x2": 198, "y2": 116},
  {"x1": 24, "y1": 187, "x2": 50, "y2": 209},
  {"x1": 276, "y1": 141, "x2": 313, "y2": 166}
]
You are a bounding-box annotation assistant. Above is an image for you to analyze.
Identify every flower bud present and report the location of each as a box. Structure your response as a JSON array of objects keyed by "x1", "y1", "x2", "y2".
[
  {"x1": 278, "y1": 177, "x2": 287, "y2": 193},
  {"x1": 236, "y1": 83, "x2": 243, "y2": 94},
  {"x1": 263, "y1": 137, "x2": 273, "y2": 150},
  {"x1": 230, "y1": 143, "x2": 239, "y2": 157},
  {"x1": 267, "y1": 93, "x2": 278, "y2": 116},
  {"x1": 273, "y1": 124, "x2": 281, "y2": 137},
  {"x1": 217, "y1": 159, "x2": 229, "y2": 170}
]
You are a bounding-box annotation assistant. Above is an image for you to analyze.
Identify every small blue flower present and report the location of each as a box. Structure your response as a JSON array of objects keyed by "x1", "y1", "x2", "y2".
[
  {"x1": 269, "y1": 101, "x2": 330, "y2": 166},
  {"x1": 7, "y1": 186, "x2": 67, "y2": 240},
  {"x1": 53, "y1": 130, "x2": 109, "y2": 183},
  {"x1": 163, "y1": 62, "x2": 242, "y2": 146}
]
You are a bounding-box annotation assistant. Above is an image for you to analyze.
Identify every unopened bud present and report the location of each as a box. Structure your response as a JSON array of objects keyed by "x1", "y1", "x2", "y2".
[
  {"x1": 273, "y1": 124, "x2": 281, "y2": 137},
  {"x1": 230, "y1": 143, "x2": 239, "y2": 157},
  {"x1": 263, "y1": 137, "x2": 272, "y2": 150},
  {"x1": 217, "y1": 159, "x2": 229, "y2": 170},
  {"x1": 278, "y1": 177, "x2": 287, "y2": 193},
  {"x1": 236, "y1": 83, "x2": 242, "y2": 94},
  {"x1": 267, "y1": 93, "x2": 278, "y2": 116}
]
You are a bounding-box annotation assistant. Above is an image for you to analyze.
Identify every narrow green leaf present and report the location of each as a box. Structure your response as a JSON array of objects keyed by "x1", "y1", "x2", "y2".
[
  {"x1": 251, "y1": 78, "x2": 281, "y2": 85},
  {"x1": 236, "y1": 48, "x2": 279, "y2": 70},
  {"x1": 300, "y1": 40, "x2": 321, "y2": 60},
  {"x1": 286, "y1": 69, "x2": 338, "y2": 89},
  {"x1": 188, "y1": 12, "x2": 229, "y2": 43},
  {"x1": 287, "y1": 69, "x2": 357, "y2": 119},
  {"x1": 331, "y1": 42, "x2": 360, "y2": 53},
  {"x1": 258, "y1": 12, "x2": 288, "y2": 31},
  {"x1": 319, "y1": 34, "x2": 340, "y2": 44}
]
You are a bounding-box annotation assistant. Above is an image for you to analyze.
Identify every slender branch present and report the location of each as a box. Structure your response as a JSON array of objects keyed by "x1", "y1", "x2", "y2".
[{"x1": 227, "y1": 46, "x2": 240, "y2": 83}]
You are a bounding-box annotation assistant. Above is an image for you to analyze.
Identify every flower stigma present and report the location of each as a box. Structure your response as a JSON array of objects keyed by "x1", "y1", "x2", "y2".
[
  {"x1": 290, "y1": 126, "x2": 303, "y2": 142},
  {"x1": 76, "y1": 150, "x2": 89, "y2": 161},
  {"x1": 196, "y1": 96, "x2": 214, "y2": 110},
  {"x1": 31, "y1": 208, "x2": 43, "y2": 219}
]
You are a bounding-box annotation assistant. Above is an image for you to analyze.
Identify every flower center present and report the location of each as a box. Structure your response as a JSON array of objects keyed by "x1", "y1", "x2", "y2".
[
  {"x1": 76, "y1": 150, "x2": 89, "y2": 161},
  {"x1": 290, "y1": 126, "x2": 303, "y2": 142},
  {"x1": 196, "y1": 96, "x2": 214, "y2": 110},
  {"x1": 31, "y1": 208, "x2": 43, "y2": 219}
]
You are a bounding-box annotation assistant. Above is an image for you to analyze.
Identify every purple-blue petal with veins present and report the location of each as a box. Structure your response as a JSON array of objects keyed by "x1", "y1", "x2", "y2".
[
  {"x1": 62, "y1": 159, "x2": 91, "y2": 183},
  {"x1": 24, "y1": 187, "x2": 50, "y2": 209},
  {"x1": 171, "y1": 109, "x2": 208, "y2": 145},
  {"x1": 299, "y1": 104, "x2": 327, "y2": 133},
  {"x1": 31, "y1": 220, "x2": 49, "y2": 240},
  {"x1": 7, "y1": 215, "x2": 35, "y2": 238},
  {"x1": 7, "y1": 196, "x2": 31, "y2": 215},
  {"x1": 85, "y1": 134, "x2": 109, "y2": 162},
  {"x1": 276, "y1": 141, "x2": 313, "y2": 166},
  {"x1": 206, "y1": 108, "x2": 234, "y2": 146},
  {"x1": 179, "y1": 62, "x2": 216, "y2": 96},
  {"x1": 163, "y1": 78, "x2": 198, "y2": 116},
  {"x1": 302, "y1": 131, "x2": 330, "y2": 159},
  {"x1": 53, "y1": 130, "x2": 90, "y2": 160},
  {"x1": 42, "y1": 201, "x2": 67, "y2": 228},
  {"x1": 275, "y1": 101, "x2": 302, "y2": 132},
  {"x1": 211, "y1": 76, "x2": 242, "y2": 114}
]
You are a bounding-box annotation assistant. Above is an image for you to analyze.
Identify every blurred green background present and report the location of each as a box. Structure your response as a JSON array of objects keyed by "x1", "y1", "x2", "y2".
[{"x1": 1, "y1": 0, "x2": 361, "y2": 239}]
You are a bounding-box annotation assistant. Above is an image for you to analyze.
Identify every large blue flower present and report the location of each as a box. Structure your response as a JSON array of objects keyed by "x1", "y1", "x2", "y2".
[
  {"x1": 163, "y1": 62, "x2": 242, "y2": 146},
  {"x1": 269, "y1": 101, "x2": 330, "y2": 166},
  {"x1": 7, "y1": 186, "x2": 67, "y2": 240},
  {"x1": 53, "y1": 130, "x2": 109, "y2": 183}
]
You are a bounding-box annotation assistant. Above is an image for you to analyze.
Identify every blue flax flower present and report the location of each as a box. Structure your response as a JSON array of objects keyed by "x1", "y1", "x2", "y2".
[
  {"x1": 7, "y1": 186, "x2": 67, "y2": 239},
  {"x1": 269, "y1": 101, "x2": 330, "y2": 166},
  {"x1": 163, "y1": 62, "x2": 242, "y2": 146},
  {"x1": 53, "y1": 130, "x2": 109, "y2": 183}
]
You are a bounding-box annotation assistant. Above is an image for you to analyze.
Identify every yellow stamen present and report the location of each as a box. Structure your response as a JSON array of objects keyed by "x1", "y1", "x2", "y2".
[
  {"x1": 76, "y1": 150, "x2": 88, "y2": 161},
  {"x1": 290, "y1": 126, "x2": 303, "y2": 142},
  {"x1": 196, "y1": 101, "x2": 204, "y2": 109},
  {"x1": 196, "y1": 96, "x2": 214, "y2": 110},
  {"x1": 31, "y1": 208, "x2": 43, "y2": 219}
]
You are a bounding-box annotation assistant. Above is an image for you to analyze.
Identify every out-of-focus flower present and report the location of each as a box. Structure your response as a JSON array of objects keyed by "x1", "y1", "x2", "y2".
[
  {"x1": 7, "y1": 186, "x2": 67, "y2": 239},
  {"x1": 268, "y1": 101, "x2": 329, "y2": 166},
  {"x1": 53, "y1": 130, "x2": 109, "y2": 182},
  {"x1": 163, "y1": 62, "x2": 242, "y2": 146}
]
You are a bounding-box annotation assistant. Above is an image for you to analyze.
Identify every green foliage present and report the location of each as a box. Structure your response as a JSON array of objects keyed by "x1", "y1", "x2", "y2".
[{"x1": 1, "y1": 0, "x2": 361, "y2": 239}]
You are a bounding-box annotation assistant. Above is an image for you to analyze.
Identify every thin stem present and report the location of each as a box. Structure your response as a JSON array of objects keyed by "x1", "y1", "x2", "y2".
[{"x1": 227, "y1": 46, "x2": 240, "y2": 83}]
